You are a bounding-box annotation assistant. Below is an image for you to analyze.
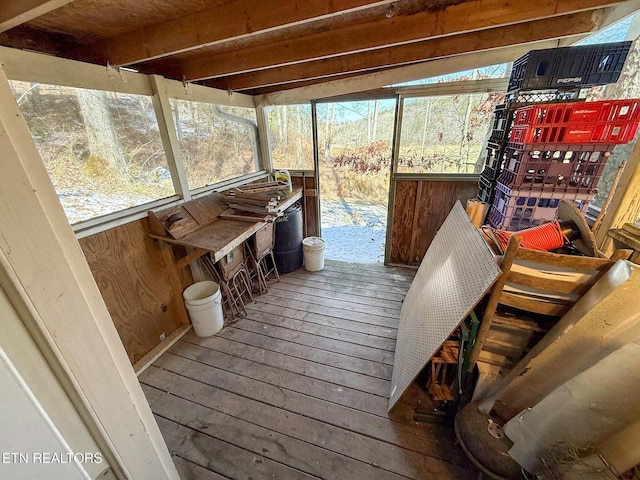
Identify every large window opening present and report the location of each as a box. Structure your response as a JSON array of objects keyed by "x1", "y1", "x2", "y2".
[
  {"x1": 316, "y1": 99, "x2": 396, "y2": 263},
  {"x1": 10, "y1": 81, "x2": 174, "y2": 224},
  {"x1": 169, "y1": 100, "x2": 260, "y2": 191},
  {"x1": 266, "y1": 104, "x2": 314, "y2": 170},
  {"x1": 398, "y1": 92, "x2": 505, "y2": 174}
]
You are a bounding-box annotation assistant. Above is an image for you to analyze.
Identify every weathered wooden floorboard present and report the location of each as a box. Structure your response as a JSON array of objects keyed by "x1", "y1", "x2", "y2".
[
  {"x1": 152, "y1": 352, "x2": 467, "y2": 465},
  {"x1": 179, "y1": 332, "x2": 390, "y2": 396},
  {"x1": 146, "y1": 386, "x2": 408, "y2": 480},
  {"x1": 230, "y1": 317, "x2": 395, "y2": 365},
  {"x1": 269, "y1": 281, "x2": 401, "y2": 312},
  {"x1": 155, "y1": 416, "x2": 318, "y2": 480},
  {"x1": 286, "y1": 269, "x2": 411, "y2": 295},
  {"x1": 257, "y1": 287, "x2": 401, "y2": 321},
  {"x1": 247, "y1": 300, "x2": 398, "y2": 338},
  {"x1": 280, "y1": 273, "x2": 407, "y2": 302},
  {"x1": 144, "y1": 366, "x2": 475, "y2": 479},
  {"x1": 322, "y1": 260, "x2": 416, "y2": 282},
  {"x1": 216, "y1": 326, "x2": 393, "y2": 378},
  {"x1": 299, "y1": 267, "x2": 414, "y2": 288},
  {"x1": 243, "y1": 307, "x2": 397, "y2": 351},
  {"x1": 172, "y1": 455, "x2": 231, "y2": 480},
  {"x1": 170, "y1": 339, "x2": 389, "y2": 415},
  {"x1": 249, "y1": 289, "x2": 400, "y2": 332}
]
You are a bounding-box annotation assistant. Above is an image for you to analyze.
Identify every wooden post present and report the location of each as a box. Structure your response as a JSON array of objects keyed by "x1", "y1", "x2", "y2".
[
  {"x1": 597, "y1": 143, "x2": 640, "y2": 254},
  {"x1": 256, "y1": 106, "x2": 273, "y2": 173},
  {"x1": 149, "y1": 74, "x2": 191, "y2": 201}
]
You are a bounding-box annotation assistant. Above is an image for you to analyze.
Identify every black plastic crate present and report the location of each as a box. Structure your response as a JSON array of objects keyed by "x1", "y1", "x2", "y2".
[
  {"x1": 505, "y1": 89, "x2": 583, "y2": 104},
  {"x1": 488, "y1": 104, "x2": 509, "y2": 143},
  {"x1": 478, "y1": 174, "x2": 494, "y2": 204},
  {"x1": 491, "y1": 104, "x2": 508, "y2": 130},
  {"x1": 508, "y1": 42, "x2": 631, "y2": 92},
  {"x1": 482, "y1": 142, "x2": 504, "y2": 181}
]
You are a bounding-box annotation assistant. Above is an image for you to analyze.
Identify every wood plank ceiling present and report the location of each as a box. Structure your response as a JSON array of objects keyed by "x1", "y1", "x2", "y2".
[{"x1": 0, "y1": 0, "x2": 634, "y2": 96}]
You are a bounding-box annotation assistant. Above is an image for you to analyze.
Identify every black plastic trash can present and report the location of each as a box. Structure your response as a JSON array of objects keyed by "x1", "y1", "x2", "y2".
[{"x1": 273, "y1": 202, "x2": 303, "y2": 274}]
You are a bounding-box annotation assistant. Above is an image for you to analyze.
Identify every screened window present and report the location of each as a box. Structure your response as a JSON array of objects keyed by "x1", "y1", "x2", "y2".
[
  {"x1": 10, "y1": 81, "x2": 174, "y2": 224},
  {"x1": 397, "y1": 92, "x2": 504, "y2": 174},
  {"x1": 170, "y1": 100, "x2": 259, "y2": 190},
  {"x1": 266, "y1": 104, "x2": 314, "y2": 170}
]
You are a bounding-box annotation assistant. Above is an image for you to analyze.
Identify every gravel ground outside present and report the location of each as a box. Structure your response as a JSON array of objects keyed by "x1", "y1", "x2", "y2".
[
  {"x1": 319, "y1": 199, "x2": 388, "y2": 264},
  {"x1": 59, "y1": 190, "x2": 152, "y2": 225}
]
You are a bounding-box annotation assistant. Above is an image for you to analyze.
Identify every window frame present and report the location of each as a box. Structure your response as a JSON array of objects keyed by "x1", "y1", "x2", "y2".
[
  {"x1": 392, "y1": 78, "x2": 508, "y2": 177},
  {"x1": 2, "y1": 46, "x2": 263, "y2": 237}
]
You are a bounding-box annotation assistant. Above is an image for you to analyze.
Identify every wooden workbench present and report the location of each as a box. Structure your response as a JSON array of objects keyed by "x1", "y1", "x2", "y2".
[{"x1": 149, "y1": 188, "x2": 302, "y2": 268}]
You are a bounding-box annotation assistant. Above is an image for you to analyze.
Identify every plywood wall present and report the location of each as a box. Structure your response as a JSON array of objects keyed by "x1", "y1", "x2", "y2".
[
  {"x1": 291, "y1": 171, "x2": 319, "y2": 237},
  {"x1": 390, "y1": 179, "x2": 479, "y2": 265},
  {"x1": 79, "y1": 218, "x2": 191, "y2": 365}
]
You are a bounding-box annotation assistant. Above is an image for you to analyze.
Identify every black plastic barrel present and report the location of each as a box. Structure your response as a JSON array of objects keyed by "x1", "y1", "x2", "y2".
[{"x1": 273, "y1": 202, "x2": 303, "y2": 274}]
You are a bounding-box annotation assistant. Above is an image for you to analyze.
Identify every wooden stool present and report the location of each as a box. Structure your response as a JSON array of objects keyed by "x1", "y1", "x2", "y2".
[
  {"x1": 247, "y1": 222, "x2": 280, "y2": 294},
  {"x1": 200, "y1": 246, "x2": 253, "y2": 320}
]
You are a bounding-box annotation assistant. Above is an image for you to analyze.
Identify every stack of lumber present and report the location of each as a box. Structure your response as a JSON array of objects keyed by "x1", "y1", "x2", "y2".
[{"x1": 219, "y1": 181, "x2": 289, "y2": 222}]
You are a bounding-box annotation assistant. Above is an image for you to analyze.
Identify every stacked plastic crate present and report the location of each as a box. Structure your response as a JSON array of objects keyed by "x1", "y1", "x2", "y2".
[
  {"x1": 478, "y1": 41, "x2": 634, "y2": 229},
  {"x1": 488, "y1": 99, "x2": 640, "y2": 230}
]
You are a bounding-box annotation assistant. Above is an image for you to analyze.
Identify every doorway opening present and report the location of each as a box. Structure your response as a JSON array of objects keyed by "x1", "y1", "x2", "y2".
[{"x1": 316, "y1": 99, "x2": 396, "y2": 263}]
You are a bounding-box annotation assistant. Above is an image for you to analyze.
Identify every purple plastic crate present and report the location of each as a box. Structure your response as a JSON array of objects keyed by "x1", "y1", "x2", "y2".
[
  {"x1": 488, "y1": 182, "x2": 594, "y2": 231},
  {"x1": 498, "y1": 143, "x2": 615, "y2": 193}
]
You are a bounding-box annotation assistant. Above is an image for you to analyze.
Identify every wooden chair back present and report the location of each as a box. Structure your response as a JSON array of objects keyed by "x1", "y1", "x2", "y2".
[
  {"x1": 500, "y1": 246, "x2": 613, "y2": 317},
  {"x1": 468, "y1": 235, "x2": 614, "y2": 372}
]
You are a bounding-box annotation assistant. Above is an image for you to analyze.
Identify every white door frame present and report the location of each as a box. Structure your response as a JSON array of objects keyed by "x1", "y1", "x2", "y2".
[{"x1": 0, "y1": 66, "x2": 178, "y2": 480}]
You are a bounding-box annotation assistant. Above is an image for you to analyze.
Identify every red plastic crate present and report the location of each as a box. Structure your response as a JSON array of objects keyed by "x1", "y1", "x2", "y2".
[
  {"x1": 509, "y1": 99, "x2": 640, "y2": 145},
  {"x1": 498, "y1": 143, "x2": 614, "y2": 193},
  {"x1": 488, "y1": 183, "x2": 594, "y2": 231},
  {"x1": 513, "y1": 99, "x2": 640, "y2": 125}
]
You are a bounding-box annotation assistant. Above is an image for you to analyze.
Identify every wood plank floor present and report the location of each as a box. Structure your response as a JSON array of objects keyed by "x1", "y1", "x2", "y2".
[{"x1": 140, "y1": 259, "x2": 478, "y2": 480}]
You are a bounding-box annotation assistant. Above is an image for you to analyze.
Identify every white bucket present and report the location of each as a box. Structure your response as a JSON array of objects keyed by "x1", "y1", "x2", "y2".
[
  {"x1": 302, "y1": 237, "x2": 325, "y2": 272},
  {"x1": 183, "y1": 281, "x2": 224, "y2": 337}
]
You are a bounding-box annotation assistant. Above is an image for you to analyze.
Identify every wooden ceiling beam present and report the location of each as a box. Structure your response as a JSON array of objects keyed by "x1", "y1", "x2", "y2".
[
  {"x1": 68, "y1": 0, "x2": 399, "y2": 66},
  {"x1": 210, "y1": 11, "x2": 600, "y2": 92},
  {"x1": 0, "y1": 0, "x2": 73, "y2": 33},
  {"x1": 181, "y1": 0, "x2": 625, "y2": 82},
  {"x1": 254, "y1": 39, "x2": 568, "y2": 105}
]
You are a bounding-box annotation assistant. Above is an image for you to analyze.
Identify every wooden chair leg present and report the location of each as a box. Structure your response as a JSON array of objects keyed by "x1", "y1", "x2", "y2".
[
  {"x1": 258, "y1": 250, "x2": 280, "y2": 285},
  {"x1": 244, "y1": 242, "x2": 267, "y2": 294},
  {"x1": 269, "y1": 250, "x2": 280, "y2": 282},
  {"x1": 239, "y1": 267, "x2": 254, "y2": 303}
]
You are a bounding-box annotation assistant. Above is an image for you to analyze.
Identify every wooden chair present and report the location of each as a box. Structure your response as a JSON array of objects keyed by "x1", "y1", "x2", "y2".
[
  {"x1": 427, "y1": 340, "x2": 460, "y2": 402},
  {"x1": 467, "y1": 235, "x2": 615, "y2": 387}
]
